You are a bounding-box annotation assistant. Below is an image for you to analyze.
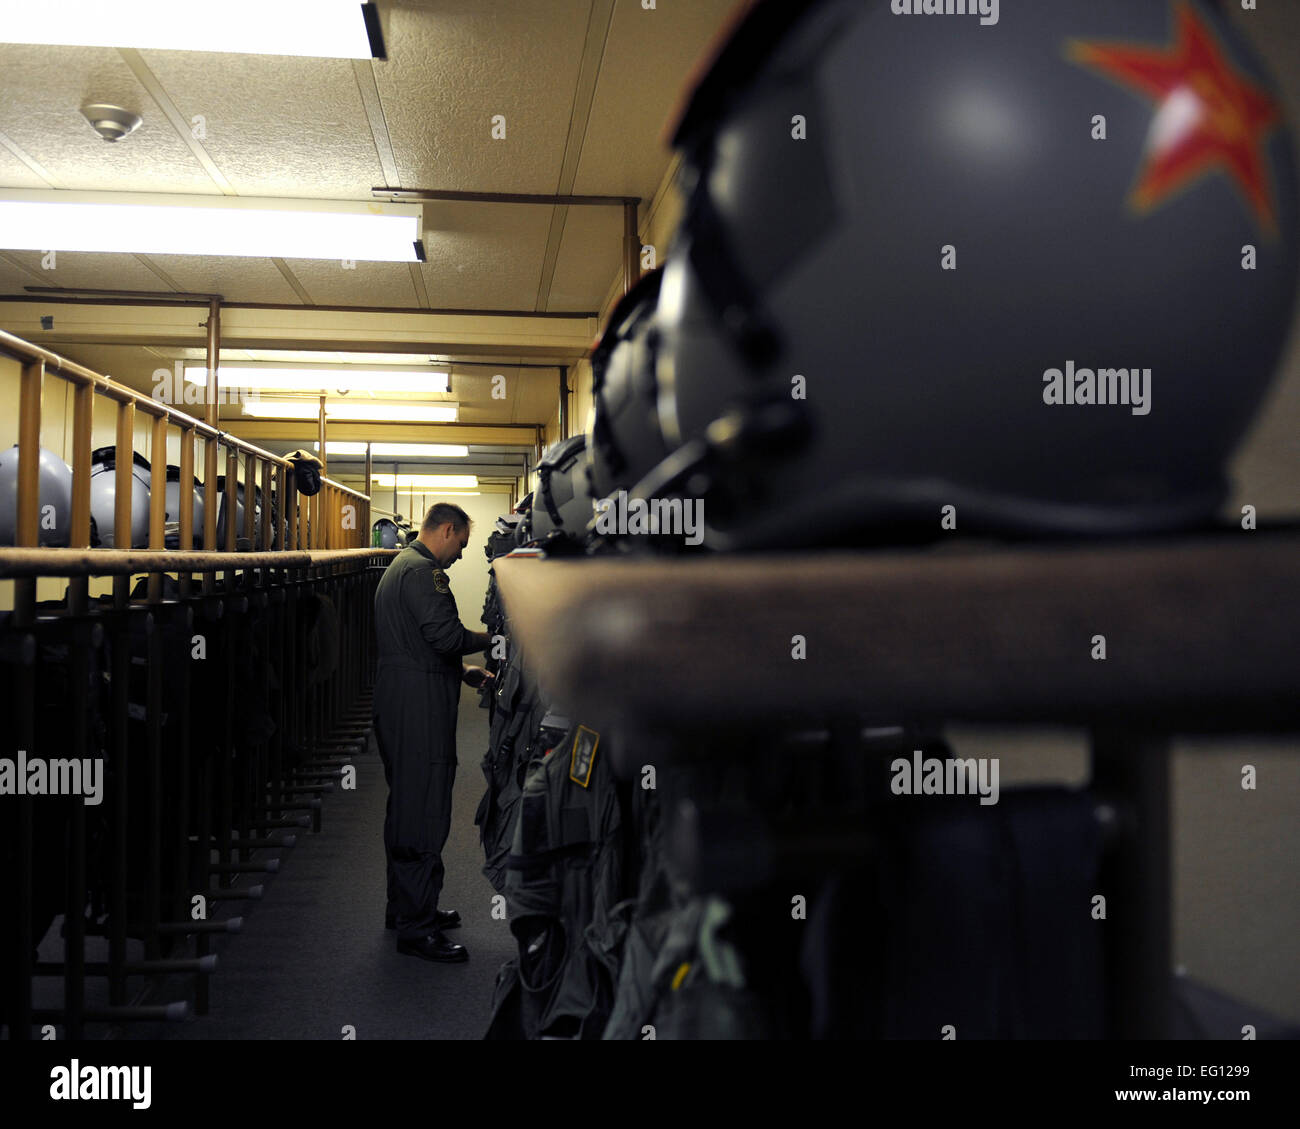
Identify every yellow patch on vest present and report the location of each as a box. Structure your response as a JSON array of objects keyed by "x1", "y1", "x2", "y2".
[{"x1": 568, "y1": 725, "x2": 600, "y2": 788}]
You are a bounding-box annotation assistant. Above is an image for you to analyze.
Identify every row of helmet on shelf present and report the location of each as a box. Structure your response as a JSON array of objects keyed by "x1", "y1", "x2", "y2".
[
  {"x1": 523, "y1": 0, "x2": 1300, "y2": 556},
  {"x1": 0, "y1": 444, "x2": 285, "y2": 550},
  {"x1": 6, "y1": 3, "x2": 1298, "y2": 560},
  {"x1": 371, "y1": 514, "x2": 417, "y2": 550}
]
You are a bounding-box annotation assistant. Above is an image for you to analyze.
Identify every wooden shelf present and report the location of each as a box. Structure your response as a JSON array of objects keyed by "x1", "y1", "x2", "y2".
[
  {"x1": 0, "y1": 546, "x2": 396, "y2": 577},
  {"x1": 494, "y1": 532, "x2": 1300, "y2": 734}
]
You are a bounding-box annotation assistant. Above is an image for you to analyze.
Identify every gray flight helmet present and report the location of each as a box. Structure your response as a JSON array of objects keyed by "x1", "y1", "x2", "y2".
[
  {"x1": 643, "y1": 0, "x2": 1299, "y2": 550},
  {"x1": 586, "y1": 266, "x2": 672, "y2": 504},
  {"x1": 486, "y1": 513, "x2": 522, "y2": 560},
  {"x1": 523, "y1": 435, "x2": 593, "y2": 548},
  {"x1": 89, "y1": 446, "x2": 152, "y2": 548},
  {"x1": 215, "y1": 477, "x2": 264, "y2": 548},
  {"x1": 0, "y1": 445, "x2": 74, "y2": 547},
  {"x1": 513, "y1": 494, "x2": 534, "y2": 548},
  {"x1": 163, "y1": 465, "x2": 204, "y2": 549}
]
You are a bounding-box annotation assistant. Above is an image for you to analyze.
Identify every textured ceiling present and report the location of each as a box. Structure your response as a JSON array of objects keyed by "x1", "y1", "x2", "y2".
[
  {"x1": 0, "y1": 0, "x2": 739, "y2": 430},
  {"x1": 375, "y1": 0, "x2": 595, "y2": 195},
  {"x1": 572, "y1": 0, "x2": 737, "y2": 197},
  {"x1": 138, "y1": 52, "x2": 382, "y2": 201},
  {"x1": 0, "y1": 45, "x2": 223, "y2": 193},
  {"x1": 0, "y1": 0, "x2": 737, "y2": 312},
  {"x1": 0, "y1": 249, "x2": 166, "y2": 292},
  {"x1": 416, "y1": 200, "x2": 554, "y2": 310}
]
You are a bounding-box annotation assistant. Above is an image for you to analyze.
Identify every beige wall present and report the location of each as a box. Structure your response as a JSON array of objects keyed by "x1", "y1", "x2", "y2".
[
  {"x1": 331, "y1": 473, "x2": 510, "y2": 637},
  {"x1": 372, "y1": 490, "x2": 512, "y2": 639},
  {"x1": 524, "y1": 151, "x2": 686, "y2": 500},
  {"x1": 440, "y1": 491, "x2": 515, "y2": 638},
  {"x1": 571, "y1": 356, "x2": 595, "y2": 439}
]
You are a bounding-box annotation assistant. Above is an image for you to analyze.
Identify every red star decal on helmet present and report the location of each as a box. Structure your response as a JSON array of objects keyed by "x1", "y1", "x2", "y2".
[{"x1": 1069, "y1": 1, "x2": 1283, "y2": 234}]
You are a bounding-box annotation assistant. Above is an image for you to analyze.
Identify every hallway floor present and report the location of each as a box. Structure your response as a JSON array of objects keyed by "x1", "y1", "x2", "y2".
[{"x1": 104, "y1": 683, "x2": 512, "y2": 1040}]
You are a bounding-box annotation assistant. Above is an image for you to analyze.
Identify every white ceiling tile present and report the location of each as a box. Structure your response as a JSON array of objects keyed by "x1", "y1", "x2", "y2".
[
  {"x1": 137, "y1": 52, "x2": 382, "y2": 200},
  {"x1": 375, "y1": 0, "x2": 592, "y2": 193},
  {"x1": 419, "y1": 201, "x2": 552, "y2": 309},
  {"x1": 0, "y1": 143, "x2": 52, "y2": 188},
  {"x1": 572, "y1": 0, "x2": 736, "y2": 199},
  {"x1": 0, "y1": 250, "x2": 174, "y2": 293},
  {"x1": 143, "y1": 255, "x2": 302, "y2": 303},
  {"x1": 547, "y1": 204, "x2": 623, "y2": 311},
  {"x1": 0, "y1": 45, "x2": 218, "y2": 192},
  {"x1": 285, "y1": 260, "x2": 419, "y2": 307}
]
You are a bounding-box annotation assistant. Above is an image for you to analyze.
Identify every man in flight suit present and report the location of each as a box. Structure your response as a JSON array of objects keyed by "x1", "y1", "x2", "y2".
[{"x1": 374, "y1": 503, "x2": 493, "y2": 962}]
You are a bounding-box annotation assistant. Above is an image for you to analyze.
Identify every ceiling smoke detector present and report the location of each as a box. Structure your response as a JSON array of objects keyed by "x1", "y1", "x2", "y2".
[{"x1": 81, "y1": 104, "x2": 142, "y2": 142}]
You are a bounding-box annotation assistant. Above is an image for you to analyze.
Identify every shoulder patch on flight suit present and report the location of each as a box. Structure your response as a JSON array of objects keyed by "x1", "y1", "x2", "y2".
[
  {"x1": 568, "y1": 725, "x2": 600, "y2": 788},
  {"x1": 432, "y1": 567, "x2": 451, "y2": 594}
]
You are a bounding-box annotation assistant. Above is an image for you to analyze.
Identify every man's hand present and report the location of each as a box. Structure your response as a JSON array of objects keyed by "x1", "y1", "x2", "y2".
[{"x1": 462, "y1": 666, "x2": 494, "y2": 689}]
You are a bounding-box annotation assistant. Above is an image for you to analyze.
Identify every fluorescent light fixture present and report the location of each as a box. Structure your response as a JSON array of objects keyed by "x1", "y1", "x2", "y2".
[
  {"x1": 0, "y1": 190, "x2": 422, "y2": 262},
  {"x1": 376, "y1": 474, "x2": 479, "y2": 489},
  {"x1": 185, "y1": 366, "x2": 449, "y2": 395},
  {"x1": 315, "y1": 442, "x2": 469, "y2": 457},
  {"x1": 240, "y1": 401, "x2": 458, "y2": 422},
  {"x1": 397, "y1": 490, "x2": 481, "y2": 497},
  {"x1": 0, "y1": 0, "x2": 382, "y2": 59},
  {"x1": 212, "y1": 351, "x2": 452, "y2": 366}
]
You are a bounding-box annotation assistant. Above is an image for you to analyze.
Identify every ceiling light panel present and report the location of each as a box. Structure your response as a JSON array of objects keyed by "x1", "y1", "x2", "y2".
[
  {"x1": 376, "y1": 475, "x2": 479, "y2": 489},
  {"x1": 0, "y1": 190, "x2": 422, "y2": 261},
  {"x1": 0, "y1": 0, "x2": 380, "y2": 58},
  {"x1": 186, "y1": 366, "x2": 450, "y2": 395},
  {"x1": 239, "y1": 401, "x2": 458, "y2": 422},
  {"x1": 232, "y1": 352, "x2": 455, "y2": 367},
  {"x1": 319, "y1": 443, "x2": 469, "y2": 457}
]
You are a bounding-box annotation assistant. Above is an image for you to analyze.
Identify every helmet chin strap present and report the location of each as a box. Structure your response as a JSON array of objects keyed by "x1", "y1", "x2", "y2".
[
  {"x1": 686, "y1": 222, "x2": 781, "y2": 370},
  {"x1": 624, "y1": 397, "x2": 814, "y2": 540},
  {"x1": 626, "y1": 437, "x2": 714, "y2": 508},
  {"x1": 682, "y1": 157, "x2": 782, "y2": 372}
]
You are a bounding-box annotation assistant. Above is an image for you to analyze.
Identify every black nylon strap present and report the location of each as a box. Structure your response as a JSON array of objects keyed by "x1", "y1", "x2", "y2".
[{"x1": 504, "y1": 841, "x2": 594, "y2": 870}]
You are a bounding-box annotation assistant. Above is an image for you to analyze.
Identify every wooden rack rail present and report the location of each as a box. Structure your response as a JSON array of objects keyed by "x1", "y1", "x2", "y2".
[
  {"x1": 495, "y1": 532, "x2": 1300, "y2": 735},
  {"x1": 1, "y1": 327, "x2": 372, "y2": 621},
  {"x1": 494, "y1": 531, "x2": 1300, "y2": 1039}
]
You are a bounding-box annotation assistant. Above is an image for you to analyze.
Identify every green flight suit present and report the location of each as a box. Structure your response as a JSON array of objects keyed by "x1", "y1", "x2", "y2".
[{"x1": 373, "y1": 541, "x2": 482, "y2": 940}]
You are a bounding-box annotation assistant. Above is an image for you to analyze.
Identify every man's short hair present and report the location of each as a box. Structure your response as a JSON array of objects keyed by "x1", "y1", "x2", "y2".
[{"x1": 422, "y1": 502, "x2": 471, "y2": 534}]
